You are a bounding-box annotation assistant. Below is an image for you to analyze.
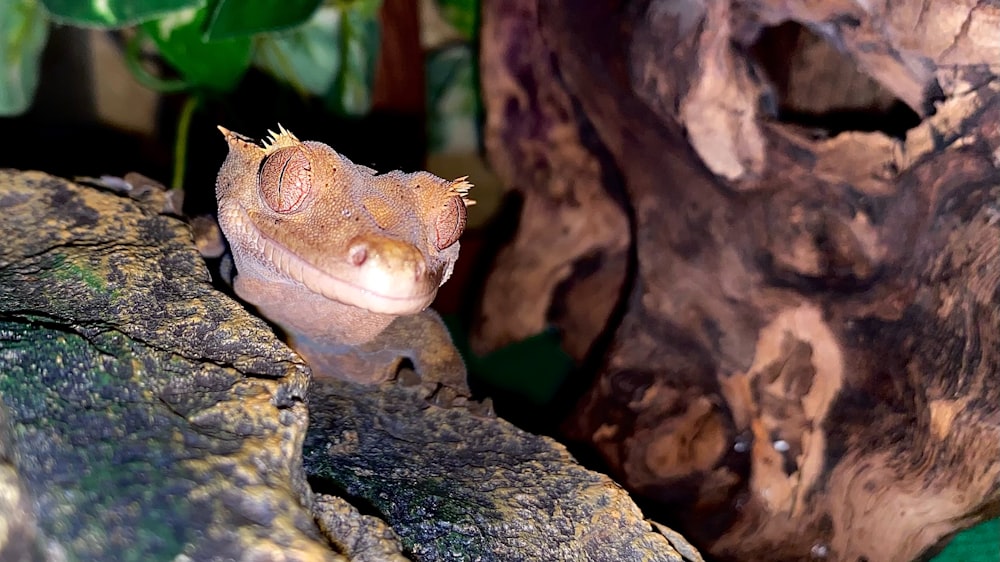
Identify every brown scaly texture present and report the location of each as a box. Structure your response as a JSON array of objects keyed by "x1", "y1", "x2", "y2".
[
  {"x1": 215, "y1": 126, "x2": 473, "y2": 385},
  {"x1": 478, "y1": 0, "x2": 1000, "y2": 560},
  {"x1": 216, "y1": 127, "x2": 471, "y2": 344}
]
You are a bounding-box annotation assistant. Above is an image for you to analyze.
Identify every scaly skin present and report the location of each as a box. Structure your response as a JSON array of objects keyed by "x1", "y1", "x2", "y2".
[{"x1": 215, "y1": 125, "x2": 473, "y2": 386}]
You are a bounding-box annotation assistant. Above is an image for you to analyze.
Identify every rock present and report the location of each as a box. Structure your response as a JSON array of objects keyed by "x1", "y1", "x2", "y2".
[
  {"x1": 307, "y1": 378, "x2": 688, "y2": 561},
  {"x1": 0, "y1": 170, "x2": 335, "y2": 561},
  {"x1": 0, "y1": 169, "x2": 698, "y2": 561}
]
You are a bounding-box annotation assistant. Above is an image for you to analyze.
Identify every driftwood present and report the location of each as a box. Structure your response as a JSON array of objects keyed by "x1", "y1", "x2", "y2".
[
  {"x1": 0, "y1": 170, "x2": 698, "y2": 561},
  {"x1": 477, "y1": 1, "x2": 1000, "y2": 561}
]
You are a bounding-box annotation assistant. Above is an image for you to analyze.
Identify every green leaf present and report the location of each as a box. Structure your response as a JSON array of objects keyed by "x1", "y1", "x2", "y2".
[
  {"x1": 41, "y1": 0, "x2": 201, "y2": 27},
  {"x1": 0, "y1": 0, "x2": 48, "y2": 116},
  {"x1": 142, "y1": 5, "x2": 252, "y2": 92},
  {"x1": 931, "y1": 518, "x2": 1000, "y2": 562},
  {"x1": 254, "y1": 1, "x2": 381, "y2": 116},
  {"x1": 253, "y1": 6, "x2": 341, "y2": 97},
  {"x1": 426, "y1": 45, "x2": 480, "y2": 153},
  {"x1": 435, "y1": 0, "x2": 478, "y2": 40},
  {"x1": 325, "y1": 0, "x2": 382, "y2": 116},
  {"x1": 203, "y1": 0, "x2": 322, "y2": 40}
]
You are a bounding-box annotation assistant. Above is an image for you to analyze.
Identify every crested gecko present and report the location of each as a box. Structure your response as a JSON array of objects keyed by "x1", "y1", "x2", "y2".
[{"x1": 214, "y1": 125, "x2": 473, "y2": 393}]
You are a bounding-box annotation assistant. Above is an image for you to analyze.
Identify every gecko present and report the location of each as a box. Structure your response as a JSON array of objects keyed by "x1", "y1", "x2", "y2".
[{"x1": 214, "y1": 125, "x2": 474, "y2": 395}]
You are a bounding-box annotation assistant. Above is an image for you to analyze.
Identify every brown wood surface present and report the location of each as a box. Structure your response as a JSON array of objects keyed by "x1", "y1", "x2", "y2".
[
  {"x1": 476, "y1": 1, "x2": 1000, "y2": 560},
  {"x1": 372, "y1": 0, "x2": 424, "y2": 114}
]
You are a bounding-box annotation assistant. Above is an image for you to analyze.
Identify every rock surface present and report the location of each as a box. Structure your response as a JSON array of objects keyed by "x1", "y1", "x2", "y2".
[
  {"x1": 0, "y1": 169, "x2": 334, "y2": 560},
  {"x1": 0, "y1": 169, "x2": 697, "y2": 561},
  {"x1": 306, "y1": 377, "x2": 692, "y2": 561}
]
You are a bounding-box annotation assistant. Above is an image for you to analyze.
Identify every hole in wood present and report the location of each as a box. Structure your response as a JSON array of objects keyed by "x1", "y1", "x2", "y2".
[{"x1": 749, "y1": 21, "x2": 921, "y2": 138}]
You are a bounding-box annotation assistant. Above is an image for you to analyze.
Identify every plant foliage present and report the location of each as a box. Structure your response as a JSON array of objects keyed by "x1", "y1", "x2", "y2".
[{"x1": 2, "y1": 0, "x2": 385, "y2": 116}]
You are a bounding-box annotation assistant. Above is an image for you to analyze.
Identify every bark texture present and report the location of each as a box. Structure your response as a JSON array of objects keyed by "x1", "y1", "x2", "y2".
[{"x1": 477, "y1": 1, "x2": 1000, "y2": 560}]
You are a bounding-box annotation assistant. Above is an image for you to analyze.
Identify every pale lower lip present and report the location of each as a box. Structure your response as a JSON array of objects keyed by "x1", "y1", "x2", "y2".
[{"x1": 226, "y1": 205, "x2": 436, "y2": 315}]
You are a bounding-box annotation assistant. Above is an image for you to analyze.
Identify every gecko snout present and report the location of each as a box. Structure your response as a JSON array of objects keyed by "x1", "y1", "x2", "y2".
[{"x1": 347, "y1": 235, "x2": 430, "y2": 283}]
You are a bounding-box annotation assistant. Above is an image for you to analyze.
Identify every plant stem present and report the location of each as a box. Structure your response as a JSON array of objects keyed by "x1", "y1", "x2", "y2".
[
  {"x1": 124, "y1": 31, "x2": 189, "y2": 94},
  {"x1": 172, "y1": 95, "x2": 199, "y2": 190}
]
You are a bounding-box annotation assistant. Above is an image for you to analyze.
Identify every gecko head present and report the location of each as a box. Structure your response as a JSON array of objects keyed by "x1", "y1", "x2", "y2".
[{"x1": 214, "y1": 125, "x2": 473, "y2": 317}]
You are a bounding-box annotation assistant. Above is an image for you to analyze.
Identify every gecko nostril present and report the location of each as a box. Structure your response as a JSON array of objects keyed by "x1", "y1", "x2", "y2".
[{"x1": 349, "y1": 244, "x2": 368, "y2": 266}]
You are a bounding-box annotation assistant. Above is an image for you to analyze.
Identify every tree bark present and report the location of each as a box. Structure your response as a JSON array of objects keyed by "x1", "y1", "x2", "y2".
[{"x1": 477, "y1": 1, "x2": 1000, "y2": 560}]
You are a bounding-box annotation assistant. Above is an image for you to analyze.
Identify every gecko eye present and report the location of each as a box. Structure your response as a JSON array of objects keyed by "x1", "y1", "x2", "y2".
[
  {"x1": 258, "y1": 146, "x2": 312, "y2": 213},
  {"x1": 433, "y1": 196, "x2": 467, "y2": 250}
]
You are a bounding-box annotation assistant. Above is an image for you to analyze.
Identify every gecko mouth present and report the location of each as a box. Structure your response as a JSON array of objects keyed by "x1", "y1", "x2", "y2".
[{"x1": 223, "y1": 205, "x2": 439, "y2": 316}]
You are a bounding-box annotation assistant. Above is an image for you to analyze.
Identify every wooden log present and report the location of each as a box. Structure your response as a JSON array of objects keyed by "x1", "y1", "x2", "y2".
[{"x1": 478, "y1": 0, "x2": 1000, "y2": 560}]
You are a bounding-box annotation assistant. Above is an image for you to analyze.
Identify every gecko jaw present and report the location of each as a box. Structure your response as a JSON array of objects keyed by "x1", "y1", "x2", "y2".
[{"x1": 222, "y1": 205, "x2": 437, "y2": 316}]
